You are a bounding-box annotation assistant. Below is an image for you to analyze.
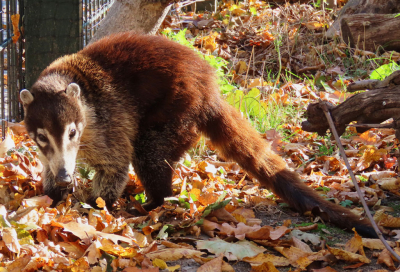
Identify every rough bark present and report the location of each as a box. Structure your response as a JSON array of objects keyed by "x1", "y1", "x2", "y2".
[
  {"x1": 89, "y1": 0, "x2": 173, "y2": 44},
  {"x1": 302, "y1": 71, "x2": 400, "y2": 140},
  {"x1": 326, "y1": 0, "x2": 400, "y2": 39},
  {"x1": 341, "y1": 14, "x2": 400, "y2": 52}
]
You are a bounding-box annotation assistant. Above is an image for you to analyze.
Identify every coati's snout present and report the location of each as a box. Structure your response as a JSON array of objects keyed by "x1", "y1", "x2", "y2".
[
  {"x1": 55, "y1": 168, "x2": 72, "y2": 187},
  {"x1": 20, "y1": 82, "x2": 86, "y2": 190}
]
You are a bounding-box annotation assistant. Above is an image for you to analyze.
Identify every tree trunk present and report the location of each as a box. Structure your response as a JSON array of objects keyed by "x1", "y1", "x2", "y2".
[
  {"x1": 341, "y1": 14, "x2": 400, "y2": 52},
  {"x1": 302, "y1": 71, "x2": 400, "y2": 140},
  {"x1": 326, "y1": 0, "x2": 400, "y2": 39},
  {"x1": 89, "y1": 0, "x2": 173, "y2": 44}
]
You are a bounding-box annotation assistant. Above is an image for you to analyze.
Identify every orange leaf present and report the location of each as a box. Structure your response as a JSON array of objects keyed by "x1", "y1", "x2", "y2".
[{"x1": 11, "y1": 14, "x2": 20, "y2": 43}]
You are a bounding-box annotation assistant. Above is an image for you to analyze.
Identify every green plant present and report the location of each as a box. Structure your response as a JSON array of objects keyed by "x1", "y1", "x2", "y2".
[
  {"x1": 370, "y1": 62, "x2": 400, "y2": 80},
  {"x1": 316, "y1": 186, "x2": 330, "y2": 193},
  {"x1": 340, "y1": 199, "x2": 353, "y2": 207},
  {"x1": 317, "y1": 143, "x2": 334, "y2": 156},
  {"x1": 135, "y1": 192, "x2": 146, "y2": 204}
]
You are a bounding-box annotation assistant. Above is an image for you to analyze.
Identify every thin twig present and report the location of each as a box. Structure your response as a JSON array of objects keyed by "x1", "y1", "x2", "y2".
[
  {"x1": 319, "y1": 100, "x2": 400, "y2": 263},
  {"x1": 348, "y1": 123, "x2": 394, "y2": 129}
]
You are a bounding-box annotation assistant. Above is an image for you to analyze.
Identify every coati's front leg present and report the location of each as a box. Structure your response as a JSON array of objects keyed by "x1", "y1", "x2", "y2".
[
  {"x1": 42, "y1": 165, "x2": 71, "y2": 207},
  {"x1": 86, "y1": 165, "x2": 130, "y2": 210}
]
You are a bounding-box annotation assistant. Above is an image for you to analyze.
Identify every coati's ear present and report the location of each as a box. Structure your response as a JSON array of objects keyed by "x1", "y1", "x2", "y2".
[
  {"x1": 66, "y1": 83, "x2": 81, "y2": 98},
  {"x1": 20, "y1": 89, "x2": 34, "y2": 106}
]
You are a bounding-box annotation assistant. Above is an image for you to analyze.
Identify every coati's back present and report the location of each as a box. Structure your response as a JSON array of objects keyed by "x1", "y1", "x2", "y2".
[{"x1": 79, "y1": 33, "x2": 220, "y2": 124}]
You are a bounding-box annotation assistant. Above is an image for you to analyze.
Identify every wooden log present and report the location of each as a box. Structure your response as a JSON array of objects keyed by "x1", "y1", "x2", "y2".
[
  {"x1": 341, "y1": 14, "x2": 400, "y2": 52},
  {"x1": 302, "y1": 71, "x2": 400, "y2": 139},
  {"x1": 326, "y1": 0, "x2": 400, "y2": 39}
]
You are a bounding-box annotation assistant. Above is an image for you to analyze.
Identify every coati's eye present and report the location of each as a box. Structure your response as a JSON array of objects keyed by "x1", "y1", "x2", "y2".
[
  {"x1": 37, "y1": 134, "x2": 47, "y2": 142},
  {"x1": 69, "y1": 129, "x2": 76, "y2": 139}
]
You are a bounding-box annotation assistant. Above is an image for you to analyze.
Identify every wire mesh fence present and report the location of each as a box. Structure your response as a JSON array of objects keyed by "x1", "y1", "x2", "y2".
[
  {"x1": 0, "y1": 0, "x2": 112, "y2": 139},
  {"x1": 0, "y1": 0, "x2": 24, "y2": 139},
  {"x1": 82, "y1": 0, "x2": 114, "y2": 47}
]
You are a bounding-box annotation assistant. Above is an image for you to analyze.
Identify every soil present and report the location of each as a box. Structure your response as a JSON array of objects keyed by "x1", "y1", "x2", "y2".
[{"x1": 164, "y1": 196, "x2": 400, "y2": 271}]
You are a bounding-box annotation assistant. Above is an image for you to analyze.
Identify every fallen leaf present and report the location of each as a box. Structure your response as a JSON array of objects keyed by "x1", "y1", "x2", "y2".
[
  {"x1": 197, "y1": 238, "x2": 265, "y2": 261},
  {"x1": 242, "y1": 253, "x2": 291, "y2": 267},
  {"x1": 197, "y1": 254, "x2": 223, "y2": 272},
  {"x1": 327, "y1": 245, "x2": 370, "y2": 263},
  {"x1": 250, "y1": 261, "x2": 279, "y2": 271},
  {"x1": 3, "y1": 227, "x2": 20, "y2": 254},
  {"x1": 146, "y1": 248, "x2": 204, "y2": 261},
  {"x1": 377, "y1": 249, "x2": 396, "y2": 270},
  {"x1": 362, "y1": 238, "x2": 396, "y2": 250}
]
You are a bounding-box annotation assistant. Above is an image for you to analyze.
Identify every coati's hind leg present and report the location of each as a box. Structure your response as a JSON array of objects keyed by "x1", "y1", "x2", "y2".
[{"x1": 131, "y1": 121, "x2": 199, "y2": 211}]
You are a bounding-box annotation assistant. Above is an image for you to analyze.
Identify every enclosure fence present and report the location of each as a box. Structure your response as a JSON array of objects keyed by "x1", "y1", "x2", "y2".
[
  {"x1": 0, "y1": 0, "x2": 113, "y2": 139},
  {"x1": 82, "y1": 0, "x2": 114, "y2": 47},
  {"x1": 0, "y1": 0, "x2": 24, "y2": 139}
]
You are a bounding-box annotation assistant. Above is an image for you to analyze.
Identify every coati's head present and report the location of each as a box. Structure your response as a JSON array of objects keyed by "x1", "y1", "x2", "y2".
[{"x1": 20, "y1": 75, "x2": 86, "y2": 185}]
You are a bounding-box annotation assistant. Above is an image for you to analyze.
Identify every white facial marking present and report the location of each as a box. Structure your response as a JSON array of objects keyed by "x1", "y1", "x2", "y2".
[{"x1": 43, "y1": 122, "x2": 80, "y2": 177}]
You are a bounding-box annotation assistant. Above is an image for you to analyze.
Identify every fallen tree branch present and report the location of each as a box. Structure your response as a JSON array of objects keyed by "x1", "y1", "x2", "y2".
[
  {"x1": 302, "y1": 70, "x2": 400, "y2": 140},
  {"x1": 320, "y1": 100, "x2": 400, "y2": 263},
  {"x1": 347, "y1": 70, "x2": 400, "y2": 92}
]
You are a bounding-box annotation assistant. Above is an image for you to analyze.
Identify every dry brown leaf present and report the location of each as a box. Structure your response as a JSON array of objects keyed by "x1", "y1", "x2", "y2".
[
  {"x1": 6, "y1": 254, "x2": 31, "y2": 272},
  {"x1": 197, "y1": 254, "x2": 223, "y2": 272},
  {"x1": 146, "y1": 248, "x2": 204, "y2": 262},
  {"x1": 122, "y1": 268, "x2": 159, "y2": 272},
  {"x1": 208, "y1": 208, "x2": 239, "y2": 223},
  {"x1": 54, "y1": 221, "x2": 134, "y2": 245},
  {"x1": 11, "y1": 14, "x2": 20, "y2": 43},
  {"x1": 250, "y1": 261, "x2": 279, "y2": 271},
  {"x1": 152, "y1": 258, "x2": 168, "y2": 269},
  {"x1": 362, "y1": 238, "x2": 396, "y2": 250},
  {"x1": 123, "y1": 226, "x2": 149, "y2": 247},
  {"x1": 218, "y1": 222, "x2": 261, "y2": 240},
  {"x1": 2, "y1": 227, "x2": 20, "y2": 254},
  {"x1": 96, "y1": 197, "x2": 106, "y2": 208},
  {"x1": 58, "y1": 241, "x2": 86, "y2": 259},
  {"x1": 200, "y1": 219, "x2": 220, "y2": 237},
  {"x1": 377, "y1": 178, "x2": 400, "y2": 190},
  {"x1": 198, "y1": 192, "x2": 219, "y2": 206},
  {"x1": 377, "y1": 213, "x2": 400, "y2": 228},
  {"x1": 377, "y1": 249, "x2": 396, "y2": 270},
  {"x1": 86, "y1": 239, "x2": 102, "y2": 264},
  {"x1": 100, "y1": 238, "x2": 137, "y2": 258},
  {"x1": 274, "y1": 246, "x2": 317, "y2": 269},
  {"x1": 345, "y1": 230, "x2": 365, "y2": 256},
  {"x1": 246, "y1": 226, "x2": 272, "y2": 240},
  {"x1": 356, "y1": 146, "x2": 387, "y2": 171},
  {"x1": 142, "y1": 222, "x2": 163, "y2": 235},
  {"x1": 21, "y1": 195, "x2": 53, "y2": 208},
  {"x1": 292, "y1": 237, "x2": 312, "y2": 253},
  {"x1": 311, "y1": 267, "x2": 338, "y2": 272},
  {"x1": 304, "y1": 21, "x2": 324, "y2": 30},
  {"x1": 327, "y1": 245, "x2": 370, "y2": 263},
  {"x1": 243, "y1": 253, "x2": 291, "y2": 267}
]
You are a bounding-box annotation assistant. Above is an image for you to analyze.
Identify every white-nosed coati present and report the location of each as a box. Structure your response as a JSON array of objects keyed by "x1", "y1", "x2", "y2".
[{"x1": 19, "y1": 32, "x2": 376, "y2": 237}]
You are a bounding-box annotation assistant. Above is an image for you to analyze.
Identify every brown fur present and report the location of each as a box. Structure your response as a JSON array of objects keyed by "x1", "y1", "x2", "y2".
[{"x1": 23, "y1": 32, "x2": 376, "y2": 237}]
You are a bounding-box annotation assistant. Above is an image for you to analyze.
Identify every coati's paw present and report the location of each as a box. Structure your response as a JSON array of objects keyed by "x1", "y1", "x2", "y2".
[
  {"x1": 142, "y1": 201, "x2": 162, "y2": 212},
  {"x1": 126, "y1": 200, "x2": 163, "y2": 216},
  {"x1": 46, "y1": 187, "x2": 71, "y2": 208}
]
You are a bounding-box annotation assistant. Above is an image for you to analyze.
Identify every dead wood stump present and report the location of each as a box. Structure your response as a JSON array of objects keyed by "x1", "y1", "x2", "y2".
[{"x1": 302, "y1": 71, "x2": 400, "y2": 140}]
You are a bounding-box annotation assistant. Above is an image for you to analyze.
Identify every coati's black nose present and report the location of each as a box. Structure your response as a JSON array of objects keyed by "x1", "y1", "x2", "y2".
[{"x1": 56, "y1": 168, "x2": 72, "y2": 187}]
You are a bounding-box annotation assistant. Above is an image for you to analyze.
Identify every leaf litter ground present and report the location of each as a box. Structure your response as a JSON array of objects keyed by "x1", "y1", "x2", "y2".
[{"x1": 2, "y1": 1, "x2": 400, "y2": 271}]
